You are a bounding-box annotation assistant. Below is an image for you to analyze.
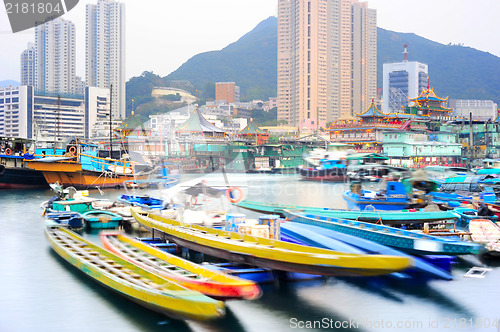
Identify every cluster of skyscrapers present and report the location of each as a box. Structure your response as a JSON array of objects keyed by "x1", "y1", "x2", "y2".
[{"x1": 19, "y1": 0, "x2": 125, "y2": 119}]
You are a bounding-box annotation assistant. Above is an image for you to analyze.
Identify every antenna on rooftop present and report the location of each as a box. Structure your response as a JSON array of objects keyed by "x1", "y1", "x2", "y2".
[{"x1": 403, "y1": 43, "x2": 409, "y2": 62}]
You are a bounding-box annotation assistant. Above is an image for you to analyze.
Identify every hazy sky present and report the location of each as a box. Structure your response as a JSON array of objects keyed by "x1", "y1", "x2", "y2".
[{"x1": 1, "y1": 0, "x2": 499, "y2": 82}]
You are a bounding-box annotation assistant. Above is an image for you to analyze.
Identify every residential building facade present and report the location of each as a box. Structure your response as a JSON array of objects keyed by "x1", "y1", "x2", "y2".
[
  {"x1": 277, "y1": 0, "x2": 377, "y2": 130},
  {"x1": 86, "y1": 0, "x2": 126, "y2": 119},
  {"x1": 215, "y1": 82, "x2": 240, "y2": 104},
  {"x1": 449, "y1": 99, "x2": 498, "y2": 121},
  {"x1": 20, "y1": 42, "x2": 36, "y2": 87},
  {"x1": 35, "y1": 18, "x2": 76, "y2": 95}
]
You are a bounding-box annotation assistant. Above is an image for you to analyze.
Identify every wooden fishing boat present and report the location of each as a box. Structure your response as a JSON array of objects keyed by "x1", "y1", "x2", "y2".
[
  {"x1": 28, "y1": 142, "x2": 152, "y2": 189},
  {"x1": 283, "y1": 210, "x2": 482, "y2": 256},
  {"x1": 82, "y1": 210, "x2": 122, "y2": 229},
  {"x1": 101, "y1": 232, "x2": 261, "y2": 300},
  {"x1": 468, "y1": 219, "x2": 500, "y2": 256},
  {"x1": 131, "y1": 208, "x2": 413, "y2": 277},
  {"x1": 45, "y1": 226, "x2": 225, "y2": 320},
  {"x1": 236, "y1": 200, "x2": 458, "y2": 226}
]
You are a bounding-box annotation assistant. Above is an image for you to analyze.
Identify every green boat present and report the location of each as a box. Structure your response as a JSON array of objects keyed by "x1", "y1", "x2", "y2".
[
  {"x1": 236, "y1": 200, "x2": 458, "y2": 226},
  {"x1": 82, "y1": 210, "x2": 121, "y2": 229},
  {"x1": 283, "y1": 209, "x2": 482, "y2": 256}
]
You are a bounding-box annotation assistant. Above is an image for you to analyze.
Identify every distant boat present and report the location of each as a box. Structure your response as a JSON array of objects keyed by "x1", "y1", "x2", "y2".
[
  {"x1": 45, "y1": 226, "x2": 225, "y2": 320},
  {"x1": 343, "y1": 181, "x2": 411, "y2": 211},
  {"x1": 130, "y1": 208, "x2": 413, "y2": 277},
  {"x1": 101, "y1": 232, "x2": 261, "y2": 300},
  {"x1": 117, "y1": 194, "x2": 164, "y2": 209}
]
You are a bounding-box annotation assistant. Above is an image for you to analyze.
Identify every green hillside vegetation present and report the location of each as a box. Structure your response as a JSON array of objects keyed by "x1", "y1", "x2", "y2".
[
  {"x1": 377, "y1": 28, "x2": 500, "y2": 103},
  {"x1": 124, "y1": 19, "x2": 500, "y2": 120},
  {"x1": 165, "y1": 16, "x2": 277, "y2": 102}
]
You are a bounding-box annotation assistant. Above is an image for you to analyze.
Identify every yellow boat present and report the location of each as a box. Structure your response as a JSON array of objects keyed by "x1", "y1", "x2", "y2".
[
  {"x1": 131, "y1": 208, "x2": 413, "y2": 277},
  {"x1": 45, "y1": 226, "x2": 225, "y2": 320},
  {"x1": 100, "y1": 232, "x2": 262, "y2": 300}
]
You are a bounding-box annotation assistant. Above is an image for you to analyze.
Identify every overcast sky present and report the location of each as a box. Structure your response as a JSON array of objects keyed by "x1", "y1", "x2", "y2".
[{"x1": 1, "y1": 0, "x2": 499, "y2": 82}]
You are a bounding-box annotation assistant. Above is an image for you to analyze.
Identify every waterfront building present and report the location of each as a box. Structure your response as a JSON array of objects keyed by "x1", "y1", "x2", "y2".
[
  {"x1": 383, "y1": 131, "x2": 462, "y2": 168},
  {"x1": 449, "y1": 99, "x2": 498, "y2": 121},
  {"x1": 215, "y1": 82, "x2": 240, "y2": 104},
  {"x1": 0, "y1": 86, "x2": 111, "y2": 140},
  {"x1": 382, "y1": 44, "x2": 428, "y2": 114},
  {"x1": 86, "y1": 0, "x2": 126, "y2": 119},
  {"x1": 85, "y1": 86, "x2": 111, "y2": 138},
  {"x1": 277, "y1": 0, "x2": 376, "y2": 129},
  {"x1": 35, "y1": 18, "x2": 76, "y2": 95},
  {"x1": 20, "y1": 42, "x2": 35, "y2": 87}
]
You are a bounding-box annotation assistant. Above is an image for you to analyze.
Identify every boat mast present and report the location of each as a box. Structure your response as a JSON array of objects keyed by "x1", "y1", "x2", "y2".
[{"x1": 109, "y1": 84, "x2": 113, "y2": 158}]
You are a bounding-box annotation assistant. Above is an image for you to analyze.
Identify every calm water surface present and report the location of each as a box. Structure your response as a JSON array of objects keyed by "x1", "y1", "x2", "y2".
[{"x1": 1, "y1": 173, "x2": 500, "y2": 332}]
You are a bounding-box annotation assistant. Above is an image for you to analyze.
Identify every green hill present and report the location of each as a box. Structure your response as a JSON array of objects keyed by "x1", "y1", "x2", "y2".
[
  {"x1": 165, "y1": 16, "x2": 277, "y2": 102},
  {"x1": 126, "y1": 18, "x2": 500, "y2": 117}
]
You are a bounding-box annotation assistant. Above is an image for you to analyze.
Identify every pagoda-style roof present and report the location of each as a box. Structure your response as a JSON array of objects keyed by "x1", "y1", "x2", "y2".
[
  {"x1": 238, "y1": 120, "x2": 265, "y2": 135},
  {"x1": 411, "y1": 87, "x2": 448, "y2": 103},
  {"x1": 335, "y1": 112, "x2": 359, "y2": 122},
  {"x1": 176, "y1": 108, "x2": 225, "y2": 133},
  {"x1": 356, "y1": 100, "x2": 388, "y2": 117}
]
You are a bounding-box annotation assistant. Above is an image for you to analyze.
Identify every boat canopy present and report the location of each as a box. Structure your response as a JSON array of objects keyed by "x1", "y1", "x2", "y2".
[{"x1": 346, "y1": 153, "x2": 389, "y2": 161}]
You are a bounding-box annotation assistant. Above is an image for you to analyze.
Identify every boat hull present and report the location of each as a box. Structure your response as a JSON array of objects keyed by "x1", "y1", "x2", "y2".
[
  {"x1": 45, "y1": 227, "x2": 224, "y2": 320},
  {"x1": 101, "y1": 233, "x2": 261, "y2": 301},
  {"x1": 298, "y1": 167, "x2": 347, "y2": 182},
  {"x1": 131, "y1": 209, "x2": 412, "y2": 277},
  {"x1": 236, "y1": 200, "x2": 457, "y2": 226},
  {"x1": 0, "y1": 166, "x2": 47, "y2": 189},
  {"x1": 29, "y1": 161, "x2": 149, "y2": 189},
  {"x1": 284, "y1": 210, "x2": 482, "y2": 256},
  {"x1": 343, "y1": 191, "x2": 409, "y2": 211}
]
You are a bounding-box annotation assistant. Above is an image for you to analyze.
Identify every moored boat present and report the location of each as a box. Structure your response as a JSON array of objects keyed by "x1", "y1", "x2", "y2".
[
  {"x1": 283, "y1": 209, "x2": 482, "y2": 256},
  {"x1": 28, "y1": 141, "x2": 153, "y2": 189},
  {"x1": 117, "y1": 194, "x2": 164, "y2": 209},
  {"x1": 45, "y1": 226, "x2": 225, "y2": 320},
  {"x1": 131, "y1": 208, "x2": 413, "y2": 277},
  {"x1": 82, "y1": 210, "x2": 122, "y2": 229},
  {"x1": 44, "y1": 211, "x2": 83, "y2": 229},
  {"x1": 236, "y1": 199, "x2": 458, "y2": 226},
  {"x1": 100, "y1": 232, "x2": 261, "y2": 300}
]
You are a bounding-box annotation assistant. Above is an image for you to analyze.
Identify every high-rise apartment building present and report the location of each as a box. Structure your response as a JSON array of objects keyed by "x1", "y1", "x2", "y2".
[
  {"x1": 382, "y1": 44, "x2": 428, "y2": 114},
  {"x1": 35, "y1": 18, "x2": 76, "y2": 95},
  {"x1": 278, "y1": 0, "x2": 376, "y2": 130},
  {"x1": 86, "y1": 0, "x2": 126, "y2": 119},
  {"x1": 20, "y1": 42, "x2": 36, "y2": 87}
]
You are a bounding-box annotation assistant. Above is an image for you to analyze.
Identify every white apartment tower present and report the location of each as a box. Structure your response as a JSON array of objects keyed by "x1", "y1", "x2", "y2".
[
  {"x1": 20, "y1": 42, "x2": 36, "y2": 87},
  {"x1": 278, "y1": 0, "x2": 377, "y2": 130},
  {"x1": 35, "y1": 18, "x2": 76, "y2": 95},
  {"x1": 86, "y1": 0, "x2": 126, "y2": 119}
]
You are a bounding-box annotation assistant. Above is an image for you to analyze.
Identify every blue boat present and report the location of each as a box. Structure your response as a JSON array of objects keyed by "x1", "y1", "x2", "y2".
[
  {"x1": 343, "y1": 181, "x2": 410, "y2": 211},
  {"x1": 82, "y1": 210, "x2": 121, "y2": 229},
  {"x1": 45, "y1": 211, "x2": 83, "y2": 229},
  {"x1": 117, "y1": 194, "x2": 164, "y2": 209},
  {"x1": 283, "y1": 209, "x2": 482, "y2": 256},
  {"x1": 452, "y1": 207, "x2": 498, "y2": 226},
  {"x1": 297, "y1": 158, "x2": 347, "y2": 182},
  {"x1": 281, "y1": 221, "x2": 453, "y2": 281}
]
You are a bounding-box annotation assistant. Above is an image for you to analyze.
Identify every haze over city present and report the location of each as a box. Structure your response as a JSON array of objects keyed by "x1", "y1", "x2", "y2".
[{"x1": 1, "y1": 0, "x2": 500, "y2": 81}]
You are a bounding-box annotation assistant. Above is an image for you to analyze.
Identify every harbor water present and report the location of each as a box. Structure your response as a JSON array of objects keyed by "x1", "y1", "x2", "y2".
[{"x1": 1, "y1": 173, "x2": 500, "y2": 332}]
